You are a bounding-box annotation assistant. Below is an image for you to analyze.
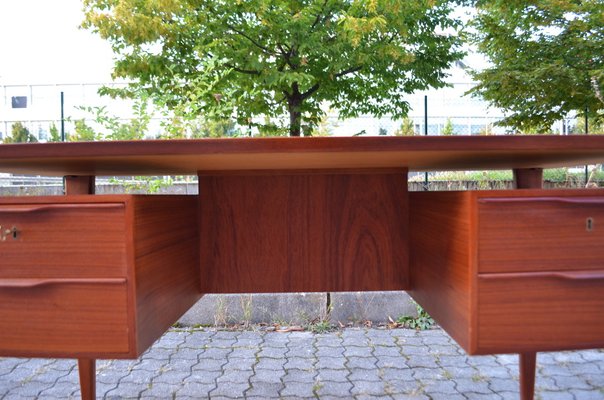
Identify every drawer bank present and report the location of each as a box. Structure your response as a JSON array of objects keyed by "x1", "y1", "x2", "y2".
[{"x1": 1, "y1": 136, "x2": 604, "y2": 400}]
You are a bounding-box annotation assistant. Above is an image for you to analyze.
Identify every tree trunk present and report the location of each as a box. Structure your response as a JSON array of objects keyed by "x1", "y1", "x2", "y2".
[{"x1": 287, "y1": 87, "x2": 303, "y2": 137}]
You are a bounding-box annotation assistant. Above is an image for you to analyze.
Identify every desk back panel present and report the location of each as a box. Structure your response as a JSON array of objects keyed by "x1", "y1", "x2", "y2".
[{"x1": 199, "y1": 169, "x2": 409, "y2": 293}]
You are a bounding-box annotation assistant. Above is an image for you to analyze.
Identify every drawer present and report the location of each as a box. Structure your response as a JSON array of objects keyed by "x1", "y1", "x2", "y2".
[
  {"x1": 477, "y1": 271, "x2": 604, "y2": 353},
  {"x1": 0, "y1": 279, "x2": 130, "y2": 357},
  {"x1": 0, "y1": 203, "x2": 127, "y2": 279},
  {"x1": 478, "y1": 197, "x2": 604, "y2": 273}
]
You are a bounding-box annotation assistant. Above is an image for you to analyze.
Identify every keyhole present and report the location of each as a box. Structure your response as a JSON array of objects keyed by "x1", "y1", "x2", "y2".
[{"x1": 587, "y1": 218, "x2": 594, "y2": 232}]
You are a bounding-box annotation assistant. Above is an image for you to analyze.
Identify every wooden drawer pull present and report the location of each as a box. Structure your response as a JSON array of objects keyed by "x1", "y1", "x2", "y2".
[
  {"x1": 0, "y1": 204, "x2": 124, "y2": 214},
  {"x1": 0, "y1": 278, "x2": 127, "y2": 289},
  {"x1": 480, "y1": 271, "x2": 604, "y2": 281},
  {"x1": 480, "y1": 197, "x2": 604, "y2": 205}
]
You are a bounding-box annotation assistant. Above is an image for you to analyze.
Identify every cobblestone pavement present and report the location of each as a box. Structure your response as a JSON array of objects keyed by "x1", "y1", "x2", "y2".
[{"x1": 1, "y1": 328, "x2": 603, "y2": 399}]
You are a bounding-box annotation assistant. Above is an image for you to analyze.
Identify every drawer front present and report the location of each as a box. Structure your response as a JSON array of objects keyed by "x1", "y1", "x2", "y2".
[
  {"x1": 478, "y1": 197, "x2": 604, "y2": 273},
  {"x1": 0, "y1": 203, "x2": 127, "y2": 279},
  {"x1": 477, "y1": 272, "x2": 604, "y2": 353},
  {"x1": 0, "y1": 279, "x2": 130, "y2": 357}
]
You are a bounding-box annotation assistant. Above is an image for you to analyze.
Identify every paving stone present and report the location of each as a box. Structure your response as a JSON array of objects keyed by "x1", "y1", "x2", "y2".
[
  {"x1": 216, "y1": 369, "x2": 253, "y2": 385},
  {"x1": 279, "y1": 381, "x2": 317, "y2": 397},
  {"x1": 282, "y1": 368, "x2": 317, "y2": 383},
  {"x1": 454, "y1": 377, "x2": 493, "y2": 395},
  {"x1": 184, "y1": 369, "x2": 222, "y2": 384},
  {"x1": 105, "y1": 382, "x2": 144, "y2": 398},
  {"x1": 200, "y1": 347, "x2": 232, "y2": 360},
  {"x1": 428, "y1": 394, "x2": 466, "y2": 400},
  {"x1": 317, "y1": 346, "x2": 344, "y2": 357},
  {"x1": 346, "y1": 356, "x2": 378, "y2": 369},
  {"x1": 223, "y1": 357, "x2": 257, "y2": 371},
  {"x1": 258, "y1": 346, "x2": 288, "y2": 358},
  {"x1": 284, "y1": 357, "x2": 315, "y2": 370},
  {"x1": 489, "y1": 377, "x2": 521, "y2": 393},
  {"x1": 316, "y1": 381, "x2": 353, "y2": 397},
  {"x1": 255, "y1": 358, "x2": 286, "y2": 370},
  {"x1": 349, "y1": 368, "x2": 383, "y2": 382},
  {"x1": 536, "y1": 391, "x2": 575, "y2": 400},
  {"x1": 569, "y1": 389, "x2": 604, "y2": 399},
  {"x1": 424, "y1": 379, "x2": 457, "y2": 394},
  {"x1": 373, "y1": 346, "x2": 403, "y2": 357},
  {"x1": 285, "y1": 346, "x2": 315, "y2": 358},
  {"x1": 552, "y1": 376, "x2": 592, "y2": 390},
  {"x1": 406, "y1": 355, "x2": 439, "y2": 368},
  {"x1": 376, "y1": 356, "x2": 408, "y2": 369},
  {"x1": 210, "y1": 382, "x2": 250, "y2": 398},
  {"x1": 140, "y1": 382, "x2": 182, "y2": 398},
  {"x1": 465, "y1": 393, "x2": 503, "y2": 400},
  {"x1": 380, "y1": 367, "x2": 415, "y2": 382},
  {"x1": 182, "y1": 331, "x2": 214, "y2": 348},
  {"x1": 250, "y1": 368, "x2": 285, "y2": 384},
  {"x1": 345, "y1": 346, "x2": 375, "y2": 358},
  {"x1": 189, "y1": 358, "x2": 225, "y2": 372},
  {"x1": 316, "y1": 356, "x2": 348, "y2": 370},
  {"x1": 316, "y1": 368, "x2": 350, "y2": 383},
  {"x1": 151, "y1": 369, "x2": 190, "y2": 384},
  {"x1": 246, "y1": 381, "x2": 283, "y2": 397},
  {"x1": 351, "y1": 380, "x2": 388, "y2": 396},
  {"x1": 177, "y1": 381, "x2": 216, "y2": 397}
]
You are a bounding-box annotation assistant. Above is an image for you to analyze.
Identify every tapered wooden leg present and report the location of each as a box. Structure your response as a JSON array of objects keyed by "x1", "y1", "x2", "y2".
[
  {"x1": 519, "y1": 352, "x2": 536, "y2": 400},
  {"x1": 78, "y1": 358, "x2": 96, "y2": 400}
]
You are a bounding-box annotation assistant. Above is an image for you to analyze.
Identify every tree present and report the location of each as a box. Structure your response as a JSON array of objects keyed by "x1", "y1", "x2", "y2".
[
  {"x1": 469, "y1": 1, "x2": 604, "y2": 131},
  {"x1": 83, "y1": 0, "x2": 468, "y2": 136},
  {"x1": 394, "y1": 117, "x2": 416, "y2": 136},
  {"x1": 48, "y1": 123, "x2": 62, "y2": 142},
  {"x1": 4, "y1": 122, "x2": 38, "y2": 143},
  {"x1": 441, "y1": 118, "x2": 454, "y2": 135}
]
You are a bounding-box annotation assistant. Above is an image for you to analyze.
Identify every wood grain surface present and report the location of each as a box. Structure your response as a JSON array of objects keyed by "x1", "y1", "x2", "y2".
[
  {"x1": 408, "y1": 191, "x2": 475, "y2": 352},
  {"x1": 0, "y1": 280, "x2": 130, "y2": 357},
  {"x1": 0, "y1": 195, "x2": 201, "y2": 359},
  {"x1": 199, "y1": 169, "x2": 409, "y2": 293},
  {"x1": 1, "y1": 136, "x2": 604, "y2": 176},
  {"x1": 0, "y1": 202, "x2": 127, "y2": 279},
  {"x1": 130, "y1": 196, "x2": 202, "y2": 354},
  {"x1": 478, "y1": 195, "x2": 604, "y2": 273},
  {"x1": 477, "y1": 272, "x2": 604, "y2": 353}
]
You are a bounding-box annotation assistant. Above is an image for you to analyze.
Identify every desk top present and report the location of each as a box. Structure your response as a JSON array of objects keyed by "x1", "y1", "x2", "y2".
[{"x1": 1, "y1": 136, "x2": 604, "y2": 176}]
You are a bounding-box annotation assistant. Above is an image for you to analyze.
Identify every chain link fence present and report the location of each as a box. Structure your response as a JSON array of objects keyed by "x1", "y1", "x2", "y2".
[{"x1": 1, "y1": 81, "x2": 597, "y2": 141}]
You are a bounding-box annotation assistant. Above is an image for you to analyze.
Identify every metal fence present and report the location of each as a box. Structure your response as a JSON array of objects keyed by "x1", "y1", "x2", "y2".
[{"x1": 0, "y1": 82, "x2": 594, "y2": 141}]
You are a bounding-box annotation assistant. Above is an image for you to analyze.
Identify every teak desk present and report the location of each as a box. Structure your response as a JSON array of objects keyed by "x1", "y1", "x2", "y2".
[{"x1": 1, "y1": 136, "x2": 604, "y2": 400}]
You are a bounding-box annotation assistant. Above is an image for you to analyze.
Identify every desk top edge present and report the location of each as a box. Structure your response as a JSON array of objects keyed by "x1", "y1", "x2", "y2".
[{"x1": 1, "y1": 136, "x2": 603, "y2": 176}]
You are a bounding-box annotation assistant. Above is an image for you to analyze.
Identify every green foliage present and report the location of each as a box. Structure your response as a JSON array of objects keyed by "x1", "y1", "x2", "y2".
[
  {"x1": 83, "y1": 0, "x2": 469, "y2": 136},
  {"x1": 469, "y1": 1, "x2": 604, "y2": 131},
  {"x1": 397, "y1": 303, "x2": 435, "y2": 331},
  {"x1": 571, "y1": 116, "x2": 604, "y2": 134},
  {"x1": 4, "y1": 122, "x2": 38, "y2": 143},
  {"x1": 70, "y1": 119, "x2": 98, "y2": 142},
  {"x1": 48, "y1": 123, "x2": 62, "y2": 142},
  {"x1": 441, "y1": 118, "x2": 454, "y2": 136},
  {"x1": 394, "y1": 117, "x2": 416, "y2": 136}
]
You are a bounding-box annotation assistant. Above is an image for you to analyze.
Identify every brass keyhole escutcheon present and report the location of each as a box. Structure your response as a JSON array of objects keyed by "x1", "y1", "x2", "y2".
[
  {"x1": 586, "y1": 217, "x2": 594, "y2": 232},
  {"x1": 0, "y1": 226, "x2": 18, "y2": 241}
]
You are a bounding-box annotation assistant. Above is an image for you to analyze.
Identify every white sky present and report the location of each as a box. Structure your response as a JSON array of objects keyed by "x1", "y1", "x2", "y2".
[{"x1": 0, "y1": 0, "x2": 115, "y2": 85}]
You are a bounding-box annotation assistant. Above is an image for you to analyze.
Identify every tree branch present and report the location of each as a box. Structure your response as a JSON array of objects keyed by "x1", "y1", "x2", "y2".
[
  {"x1": 335, "y1": 66, "x2": 363, "y2": 79},
  {"x1": 225, "y1": 64, "x2": 261, "y2": 75},
  {"x1": 310, "y1": 0, "x2": 329, "y2": 32},
  {"x1": 301, "y1": 83, "x2": 321, "y2": 100},
  {"x1": 226, "y1": 23, "x2": 275, "y2": 56}
]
